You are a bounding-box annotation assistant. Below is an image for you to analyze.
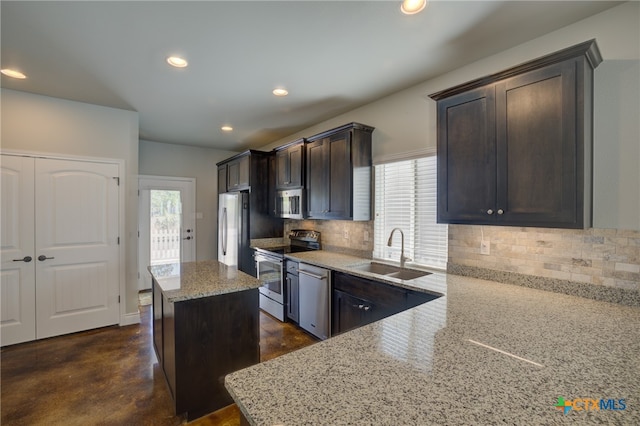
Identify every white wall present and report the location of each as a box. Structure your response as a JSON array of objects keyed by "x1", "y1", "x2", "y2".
[
  {"x1": 263, "y1": 2, "x2": 640, "y2": 231},
  {"x1": 0, "y1": 89, "x2": 141, "y2": 319},
  {"x1": 138, "y1": 140, "x2": 238, "y2": 261}
]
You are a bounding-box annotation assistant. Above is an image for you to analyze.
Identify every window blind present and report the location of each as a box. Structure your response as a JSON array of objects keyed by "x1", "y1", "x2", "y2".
[{"x1": 374, "y1": 156, "x2": 448, "y2": 270}]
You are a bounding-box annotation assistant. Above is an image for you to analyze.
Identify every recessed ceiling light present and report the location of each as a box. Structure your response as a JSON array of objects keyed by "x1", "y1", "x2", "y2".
[
  {"x1": 166, "y1": 56, "x2": 188, "y2": 68},
  {"x1": 1, "y1": 69, "x2": 27, "y2": 79},
  {"x1": 400, "y1": 0, "x2": 427, "y2": 15},
  {"x1": 272, "y1": 88, "x2": 289, "y2": 97},
  {"x1": 221, "y1": 126, "x2": 233, "y2": 132}
]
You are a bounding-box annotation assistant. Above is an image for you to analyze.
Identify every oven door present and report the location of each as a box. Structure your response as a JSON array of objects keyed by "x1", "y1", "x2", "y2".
[{"x1": 255, "y1": 252, "x2": 284, "y2": 304}]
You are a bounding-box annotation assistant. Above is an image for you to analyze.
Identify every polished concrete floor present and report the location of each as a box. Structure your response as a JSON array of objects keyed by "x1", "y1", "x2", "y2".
[{"x1": 1, "y1": 295, "x2": 317, "y2": 425}]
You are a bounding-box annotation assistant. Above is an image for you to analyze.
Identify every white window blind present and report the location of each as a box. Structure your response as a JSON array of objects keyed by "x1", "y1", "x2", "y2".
[{"x1": 374, "y1": 156, "x2": 448, "y2": 270}]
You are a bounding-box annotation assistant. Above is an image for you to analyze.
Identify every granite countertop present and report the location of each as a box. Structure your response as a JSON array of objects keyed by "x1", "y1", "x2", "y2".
[
  {"x1": 225, "y1": 251, "x2": 640, "y2": 425},
  {"x1": 148, "y1": 260, "x2": 260, "y2": 303}
]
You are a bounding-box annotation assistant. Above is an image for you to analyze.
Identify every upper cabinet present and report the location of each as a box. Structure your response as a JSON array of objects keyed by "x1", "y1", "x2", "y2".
[
  {"x1": 305, "y1": 123, "x2": 374, "y2": 221},
  {"x1": 430, "y1": 40, "x2": 602, "y2": 229},
  {"x1": 275, "y1": 139, "x2": 305, "y2": 189},
  {"x1": 216, "y1": 150, "x2": 269, "y2": 193}
]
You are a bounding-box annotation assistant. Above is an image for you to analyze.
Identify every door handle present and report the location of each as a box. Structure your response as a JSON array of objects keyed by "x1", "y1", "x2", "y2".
[
  {"x1": 298, "y1": 270, "x2": 326, "y2": 280},
  {"x1": 13, "y1": 256, "x2": 32, "y2": 263},
  {"x1": 38, "y1": 255, "x2": 55, "y2": 261},
  {"x1": 183, "y1": 236, "x2": 192, "y2": 240}
]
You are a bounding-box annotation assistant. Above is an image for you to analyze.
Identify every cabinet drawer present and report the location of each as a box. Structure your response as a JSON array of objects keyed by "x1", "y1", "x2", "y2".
[{"x1": 286, "y1": 260, "x2": 299, "y2": 274}]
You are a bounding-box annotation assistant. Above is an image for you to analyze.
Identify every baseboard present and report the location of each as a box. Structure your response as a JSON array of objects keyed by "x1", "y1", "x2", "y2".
[{"x1": 120, "y1": 311, "x2": 141, "y2": 326}]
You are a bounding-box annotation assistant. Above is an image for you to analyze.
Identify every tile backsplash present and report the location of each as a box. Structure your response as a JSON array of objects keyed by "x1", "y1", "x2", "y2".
[
  {"x1": 448, "y1": 225, "x2": 640, "y2": 293},
  {"x1": 284, "y1": 219, "x2": 374, "y2": 258}
]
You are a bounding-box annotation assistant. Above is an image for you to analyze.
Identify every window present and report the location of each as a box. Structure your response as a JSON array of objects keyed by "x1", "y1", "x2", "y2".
[{"x1": 374, "y1": 156, "x2": 447, "y2": 270}]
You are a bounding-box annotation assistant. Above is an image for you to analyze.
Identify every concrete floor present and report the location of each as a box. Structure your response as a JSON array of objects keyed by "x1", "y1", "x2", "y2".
[{"x1": 1, "y1": 298, "x2": 317, "y2": 425}]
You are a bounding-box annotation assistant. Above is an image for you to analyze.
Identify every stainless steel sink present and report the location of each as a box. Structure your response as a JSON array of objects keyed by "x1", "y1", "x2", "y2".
[{"x1": 349, "y1": 262, "x2": 431, "y2": 280}]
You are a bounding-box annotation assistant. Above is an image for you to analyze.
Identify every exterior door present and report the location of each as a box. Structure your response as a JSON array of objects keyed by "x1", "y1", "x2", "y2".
[
  {"x1": 34, "y1": 158, "x2": 120, "y2": 339},
  {"x1": 1, "y1": 155, "x2": 36, "y2": 345},
  {"x1": 138, "y1": 176, "x2": 196, "y2": 291}
]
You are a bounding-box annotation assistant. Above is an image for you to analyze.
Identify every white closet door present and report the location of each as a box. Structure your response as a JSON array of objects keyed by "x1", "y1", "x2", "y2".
[
  {"x1": 0, "y1": 155, "x2": 36, "y2": 346},
  {"x1": 34, "y1": 158, "x2": 120, "y2": 339}
]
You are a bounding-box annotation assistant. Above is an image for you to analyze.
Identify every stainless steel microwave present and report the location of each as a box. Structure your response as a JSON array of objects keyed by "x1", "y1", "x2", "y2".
[{"x1": 275, "y1": 188, "x2": 305, "y2": 219}]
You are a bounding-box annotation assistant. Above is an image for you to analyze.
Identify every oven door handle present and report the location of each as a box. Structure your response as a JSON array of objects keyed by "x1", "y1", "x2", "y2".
[{"x1": 298, "y1": 270, "x2": 326, "y2": 280}]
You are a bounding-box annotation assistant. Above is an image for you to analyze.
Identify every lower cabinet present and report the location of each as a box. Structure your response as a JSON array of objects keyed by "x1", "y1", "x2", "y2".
[
  {"x1": 332, "y1": 271, "x2": 438, "y2": 335},
  {"x1": 152, "y1": 280, "x2": 260, "y2": 421}
]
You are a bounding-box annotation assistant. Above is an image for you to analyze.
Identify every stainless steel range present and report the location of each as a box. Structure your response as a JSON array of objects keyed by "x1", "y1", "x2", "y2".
[{"x1": 254, "y1": 230, "x2": 320, "y2": 321}]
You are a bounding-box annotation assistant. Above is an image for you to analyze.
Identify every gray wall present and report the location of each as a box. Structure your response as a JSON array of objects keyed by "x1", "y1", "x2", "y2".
[
  {"x1": 138, "y1": 140, "x2": 238, "y2": 261},
  {"x1": 262, "y1": 2, "x2": 640, "y2": 231}
]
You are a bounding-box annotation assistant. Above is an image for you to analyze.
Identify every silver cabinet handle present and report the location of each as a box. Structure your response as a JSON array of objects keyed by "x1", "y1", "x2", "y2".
[
  {"x1": 363, "y1": 306, "x2": 370, "y2": 311},
  {"x1": 487, "y1": 209, "x2": 494, "y2": 215},
  {"x1": 13, "y1": 256, "x2": 32, "y2": 263},
  {"x1": 497, "y1": 209, "x2": 504, "y2": 215},
  {"x1": 298, "y1": 270, "x2": 326, "y2": 280}
]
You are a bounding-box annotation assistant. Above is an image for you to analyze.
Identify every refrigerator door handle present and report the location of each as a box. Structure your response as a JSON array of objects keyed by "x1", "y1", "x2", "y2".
[{"x1": 222, "y1": 207, "x2": 227, "y2": 255}]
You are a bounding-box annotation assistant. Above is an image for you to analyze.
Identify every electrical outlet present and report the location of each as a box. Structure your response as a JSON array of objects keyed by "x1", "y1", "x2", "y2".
[
  {"x1": 363, "y1": 231, "x2": 370, "y2": 242},
  {"x1": 343, "y1": 230, "x2": 349, "y2": 240},
  {"x1": 480, "y1": 240, "x2": 490, "y2": 255}
]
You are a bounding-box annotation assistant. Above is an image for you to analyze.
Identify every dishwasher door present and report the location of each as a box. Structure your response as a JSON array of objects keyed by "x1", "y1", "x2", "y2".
[{"x1": 298, "y1": 263, "x2": 330, "y2": 340}]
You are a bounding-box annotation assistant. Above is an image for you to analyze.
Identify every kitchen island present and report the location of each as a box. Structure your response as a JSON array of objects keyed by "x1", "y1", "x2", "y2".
[
  {"x1": 149, "y1": 260, "x2": 261, "y2": 421},
  {"x1": 225, "y1": 251, "x2": 640, "y2": 425}
]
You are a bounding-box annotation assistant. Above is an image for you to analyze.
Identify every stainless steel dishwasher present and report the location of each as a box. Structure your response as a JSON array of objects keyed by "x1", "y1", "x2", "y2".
[{"x1": 298, "y1": 263, "x2": 330, "y2": 340}]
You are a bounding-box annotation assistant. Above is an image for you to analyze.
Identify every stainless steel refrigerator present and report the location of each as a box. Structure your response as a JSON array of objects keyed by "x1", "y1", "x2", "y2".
[{"x1": 218, "y1": 191, "x2": 255, "y2": 275}]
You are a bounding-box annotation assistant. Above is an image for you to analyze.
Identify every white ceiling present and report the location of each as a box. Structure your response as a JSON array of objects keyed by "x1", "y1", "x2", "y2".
[{"x1": 1, "y1": 1, "x2": 622, "y2": 151}]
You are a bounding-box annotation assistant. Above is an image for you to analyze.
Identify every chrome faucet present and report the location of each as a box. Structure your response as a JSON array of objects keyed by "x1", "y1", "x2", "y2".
[{"x1": 387, "y1": 228, "x2": 410, "y2": 268}]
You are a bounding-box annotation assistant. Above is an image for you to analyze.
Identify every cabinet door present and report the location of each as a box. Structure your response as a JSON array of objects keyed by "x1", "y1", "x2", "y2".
[
  {"x1": 238, "y1": 155, "x2": 250, "y2": 188},
  {"x1": 275, "y1": 149, "x2": 291, "y2": 188},
  {"x1": 332, "y1": 289, "x2": 367, "y2": 335},
  {"x1": 496, "y1": 60, "x2": 579, "y2": 227},
  {"x1": 227, "y1": 156, "x2": 250, "y2": 191},
  {"x1": 217, "y1": 165, "x2": 227, "y2": 193},
  {"x1": 326, "y1": 132, "x2": 351, "y2": 219},
  {"x1": 306, "y1": 138, "x2": 329, "y2": 217},
  {"x1": 437, "y1": 86, "x2": 497, "y2": 223},
  {"x1": 286, "y1": 273, "x2": 299, "y2": 323},
  {"x1": 288, "y1": 144, "x2": 303, "y2": 188}
]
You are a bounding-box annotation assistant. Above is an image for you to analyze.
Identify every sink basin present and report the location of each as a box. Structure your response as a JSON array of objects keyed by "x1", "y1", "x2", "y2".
[
  {"x1": 349, "y1": 262, "x2": 431, "y2": 280},
  {"x1": 385, "y1": 269, "x2": 430, "y2": 280}
]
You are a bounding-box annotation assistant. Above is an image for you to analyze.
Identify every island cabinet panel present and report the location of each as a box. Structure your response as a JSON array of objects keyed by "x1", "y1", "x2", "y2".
[
  {"x1": 431, "y1": 39, "x2": 601, "y2": 229},
  {"x1": 152, "y1": 279, "x2": 260, "y2": 421},
  {"x1": 305, "y1": 123, "x2": 374, "y2": 221}
]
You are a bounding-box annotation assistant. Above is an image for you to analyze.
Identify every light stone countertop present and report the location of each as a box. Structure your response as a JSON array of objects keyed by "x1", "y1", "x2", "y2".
[
  {"x1": 148, "y1": 260, "x2": 260, "y2": 303},
  {"x1": 225, "y1": 250, "x2": 640, "y2": 425}
]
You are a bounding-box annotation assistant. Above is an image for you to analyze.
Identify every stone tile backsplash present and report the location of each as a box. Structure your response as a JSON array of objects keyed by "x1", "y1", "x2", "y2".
[
  {"x1": 284, "y1": 219, "x2": 374, "y2": 258},
  {"x1": 448, "y1": 225, "x2": 640, "y2": 292}
]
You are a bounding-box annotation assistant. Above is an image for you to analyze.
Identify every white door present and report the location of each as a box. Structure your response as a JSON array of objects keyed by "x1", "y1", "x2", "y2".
[
  {"x1": 138, "y1": 176, "x2": 196, "y2": 290},
  {"x1": 1, "y1": 155, "x2": 36, "y2": 346},
  {"x1": 34, "y1": 158, "x2": 120, "y2": 339}
]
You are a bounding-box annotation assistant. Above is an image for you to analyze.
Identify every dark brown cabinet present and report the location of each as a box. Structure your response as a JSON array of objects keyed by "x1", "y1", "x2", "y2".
[
  {"x1": 331, "y1": 271, "x2": 438, "y2": 335},
  {"x1": 220, "y1": 154, "x2": 250, "y2": 192},
  {"x1": 275, "y1": 139, "x2": 305, "y2": 189},
  {"x1": 430, "y1": 39, "x2": 601, "y2": 229},
  {"x1": 152, "y1": 279, "x2": 259, "y2": 421},
  {"x1": 305, "y1": 123, "x2": 374, "y2": 220},
  {"x1": 216, "y1": 151, "x2": 282, "y2": 275}
]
